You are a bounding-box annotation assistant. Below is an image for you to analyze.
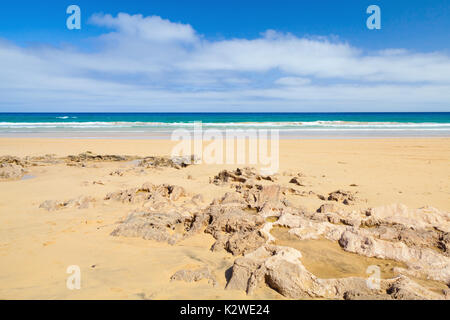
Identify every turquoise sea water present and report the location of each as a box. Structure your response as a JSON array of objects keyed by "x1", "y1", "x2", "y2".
[{"x1": 0, "y1": 113, "x2": 449, "y2": 138}]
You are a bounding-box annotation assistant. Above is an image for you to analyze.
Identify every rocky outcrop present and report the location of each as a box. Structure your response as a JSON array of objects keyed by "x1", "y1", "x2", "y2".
[
  {"x1": 226, "y1": 244, "x2": 447, "y2": 300},
  {"x1": 339, "y1": 229, "x2": 450, "y2": 283},
  {"x1": 39, "y1": 196, "x2": 95, "y2": 211},
  {"x1": 106, "y1": 174, "x2": 450, "y2": 300},
  {"x1": 204, "y1": 204, "x2": 266, "y2": 255},
  {"x1": 316, "y1": 203, "x2": 339, "y2": 214},
  {"x1": 0, "y1": 163, "x2": 26, "y2": 180},
  {"x1": 67, "y1": 151, "x2": 133, "y2": 163},
  {"x1": 111, "y1": 210, "x2": 190, "y2": 245},
  {"x1": 105, "y1": 183, "x2": 188, "y2": 205},
  {"x1": 170, "y1": 266, "x2": 217, "y2": 286},
  {"x1": 328, "y1": 190, "x2": 357, "y2": 205},
  {"x1": 137, "y1": 155, "x2": 197, "y2": 169},
  {"x1": 289, "y1": 177, "x2": 304, "y2": 186},
  {"x1": 210, "y1": 167, "x2": 277, "y2": 186},
  {"x1": 366, "y1": 204, "x2": 450, "y2": 233},
  {"x1": 109, "y1": 183, "x2": 203, "y2": 244},
  {"x1": 226, "y1": 245, "x2": 374, "y2": 299}
]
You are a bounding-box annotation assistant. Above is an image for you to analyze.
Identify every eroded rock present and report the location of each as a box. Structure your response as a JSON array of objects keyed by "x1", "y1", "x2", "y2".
[
  {"x1": 0, "y1": 163, "x2": 26, "y2": 180},
  {"x1": 39, "y1": 196, "x2": 95, "y2": 211},
  {"x1": 67, "y1": 151, "x2": 132, "y2": 163},
  {"x1": 328, "y1": 190, "x2": 357, "y2": 205},
  {"x1": 111, "y1": 211, "x2": 190, "y2": 245},
  {"x1": 210, "y1": 167, "x2": 277, "y2": 186},
  {"x1": 137, "y1": 155, "x2": 197, "y2": 169},
  {"x1": 170, "y1": 266, "x2": 217, "y2": 286}
]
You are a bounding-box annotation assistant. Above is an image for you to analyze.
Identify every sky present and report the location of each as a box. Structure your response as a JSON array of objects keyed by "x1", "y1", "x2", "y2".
[{"x1": 0, "y1": 0, "x2": 449, "y2": 112}]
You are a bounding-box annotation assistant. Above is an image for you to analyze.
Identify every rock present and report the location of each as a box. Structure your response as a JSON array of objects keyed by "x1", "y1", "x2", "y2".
[
  {"x1": 67, "y1": 152, "x2": 132, "y2": 163},
  {"x1": 225, "y1": 231, "x2": 267, "y2": 256},
  {"x1": 191, "y1": 194, "x2": 204, "y2": 206},
  {"x1": 111, "y1": 211, "x2": 188, "y2": 245},
  {"x1": 39, "y1": 196, "x2": 95, "y2": 211},
  {"x1": 339, "y1": 229, "x2": 450, "y2": 283},
  {"x1": 211, "y1": 169, "x2": 247, "y2": 185},
  {"x1": 386, "y1": 276, "x2": 446, "y2": 300},
  {"x1": 168, "y1": 185, "x2": 186, "y2": 201},
  {"x1": 438, "y1": 233, "x2": 450, "y2": 257},
  {"x1": 317, "y1": 203, "x2": 339, "y2": 214},
  {"x1": 0, "y1": 155, "x2": 27, "y2": 166},
  {"x1": 227, "y1": 244, "x2": 447, "y2": 300},
  {"x1": 39, "y1": 200, "x2": 61, "y2": 211},
  {"x1": 289, "y1": 177, "x2": 304, "y2": 186},
  {"x1": 367, "y1": 204, "x2": 450, "y2": 233},
  {"x1": 204, "y1": 204, "x2": 266, "y2": 255},
  {"x1": 275, "y1": 213, "x2": 346, "y2": 241},
  {"x1": 0, "y1": 163, "x2": 26, "y2": 180},
  {"x1": 137, "y1": 155, "x2": 196, "y2": 169},
  {"x1": 220, "y1": 192, "x2": 246, "y2": 206},
  {"x1": 343, "y1": 290, "x2": 392, "y2": 300},
  {"x1": 109, "y1": 169, "x2": 125, "y2": 176},
  {"x1": 226, "y1": 245, "x2": 382, "y2": 299},
  {"x1": 328, "y1": 190, "x2": 357, "y2": 204},
  {"x1": 170, "y1": 266, "x2": 217, "y2": 286},
  {"x1": 241, "y1": 185, "x2": 285, "y2": 216},
  {"x1": 105, "y1": 183, "x2": 188, "y2": 206},
  {"x1": 210, "y1": 167, "x2": 277, "y2": 186}
]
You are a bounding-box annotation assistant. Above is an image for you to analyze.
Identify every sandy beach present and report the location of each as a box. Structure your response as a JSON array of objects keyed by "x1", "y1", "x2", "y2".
[{"x1": 0, "y1": 137, "x2": 449, "y2": 299}]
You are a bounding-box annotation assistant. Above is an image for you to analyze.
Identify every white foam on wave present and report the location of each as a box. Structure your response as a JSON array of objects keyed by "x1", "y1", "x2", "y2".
[{"x1": 0, "y1": 121, "x2": 449, "y2": 130}]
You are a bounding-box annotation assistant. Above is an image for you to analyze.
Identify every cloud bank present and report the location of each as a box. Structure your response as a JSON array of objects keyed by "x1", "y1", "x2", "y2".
[{"x1": 1, "y1": 13, "x2": 449, "y2": 111}]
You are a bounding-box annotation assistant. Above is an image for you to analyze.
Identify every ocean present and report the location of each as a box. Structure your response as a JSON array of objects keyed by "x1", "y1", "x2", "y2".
[{"x1": 0, "y1": 112, "x2": 449, "y2": 138}]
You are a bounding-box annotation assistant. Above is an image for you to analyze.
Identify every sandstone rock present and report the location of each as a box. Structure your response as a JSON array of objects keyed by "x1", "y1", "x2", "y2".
[
  {"x1": 275, "y1": 213, "x2": 346, "y2": 241},
  {"x1": 168, "y1": 185, "x2": 186, "y2": 201},
  {"x1": 367, "y1": 204, "x2": 450, "y2": 233},
  {"x1": 204, "y1": 204, "x2": 266, "y2": 255},
  {"x1": 0, "y1": 163, "x2": 26, "y2": 180},
  {"x1": 39, "y1": 200, "x2": 61, "y2": 211},
  {"x1": 111, "y1": 211, "x2": 188, "y2": 245},
  {"x1": 241, "y1": 185, "x2": 285, "y2": 216},
  {"x1": 39, "y1": 196, "x2": 95, "y2": 211},
  {"x1": 0, "y1": 155, "x2": 27, "y2": 166},
  {"x1": 289, "y1": 177, "x2": 304, "y2": 186},
  {"x1": 220, "y1": 192, "x2": 247, "y2": 206},
  {"x1": 386, "y1": 276, "x2": 446, "y2": 300},
  {"x1": 317, "y1": 203, "x2": 339, "y2": 214},
  {"x1": 339, "y1": 229, "x2": 450, "y2": 283},
  {"x1": 191, "y1": 194, "x2": 204, "y2": 206},
  {"x1": 211, "y1": 169, "x2": 247, "y2": 185},
  {"x1": 227, "y1": 244, "x2": 447, "y2": 300},
  {"x1": 67, "y1": 151, "x2": 131, "y2": 163},
  {"x1": 226, "y1": 245, "x2": 379, "y2": 299},
  {"x1": 138, "y1": 155, "x2": 196, "y2": 169},
  {"x1": 210, "y1": 167, "x2": 277, "y2": 186},
  {"x1": 109, "y1": 169, "x2": 125, "y2": 176},
  {"x1": 105, "y1": 183, "x2": 188, "y2": 206},
  {"x1": 170, "y1": 266, "x2": 217, "y2": 286},
  {"x1": 328, "y1": 190, "x2": 357, "y2": 205}
]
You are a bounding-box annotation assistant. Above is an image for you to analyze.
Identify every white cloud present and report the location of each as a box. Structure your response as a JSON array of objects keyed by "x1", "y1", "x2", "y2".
[
  {"x1": 0, "y1": 13, "x2": 449, "y2": 111},
  {"x1": 275, "y1": 77, "x2": 311, "y2": 86},
  {"x1": 90, "y1": 13, "x2": 197, "y2": 43}
]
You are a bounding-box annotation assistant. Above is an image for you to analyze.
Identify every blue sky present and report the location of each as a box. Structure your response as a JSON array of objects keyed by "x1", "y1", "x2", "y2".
[{"x1": 0, "y1": 0, "x2": 449, "y2": 112}]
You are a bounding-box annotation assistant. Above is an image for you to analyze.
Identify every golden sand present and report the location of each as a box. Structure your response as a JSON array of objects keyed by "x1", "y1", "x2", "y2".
[{"x1": 0, "y1": 138, "x2": 448, "y2": 299}]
